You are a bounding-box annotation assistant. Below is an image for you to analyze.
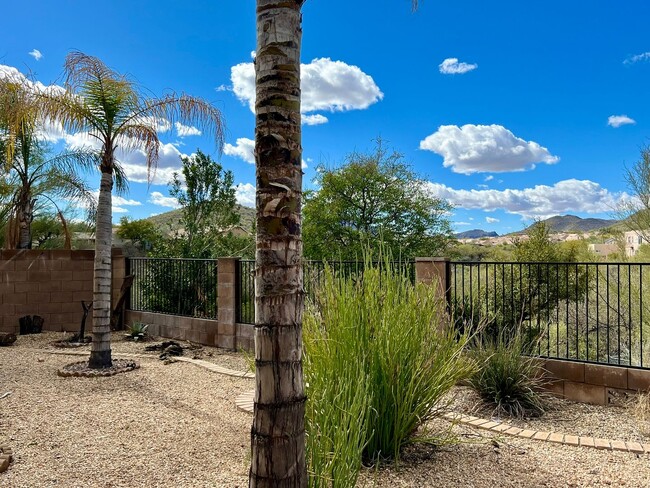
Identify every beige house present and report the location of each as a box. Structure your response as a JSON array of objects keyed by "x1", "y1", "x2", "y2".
[
  {"x1": 588, "y1": 243, "x2": 619, "y2": 258},
  {"x1": 624, "y1": 230, "x2": 649, "y2": 257}
]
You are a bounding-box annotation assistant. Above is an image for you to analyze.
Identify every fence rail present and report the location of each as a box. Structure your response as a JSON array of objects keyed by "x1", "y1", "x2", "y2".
[
  {"x1": 450, "y1": 261, "x2": 649, "y2": 369},
  {"x1": 128, "y1": 257, "x2": 218, "y2": 319},
  {"x1": 236, "y1": 260, "x2": 416, "y2": 325}
]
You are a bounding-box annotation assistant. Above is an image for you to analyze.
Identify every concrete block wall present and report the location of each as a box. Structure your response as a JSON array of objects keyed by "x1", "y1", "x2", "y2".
[
  {"x1": 0, "y1": 249, "x2": 125, "y2": 334},
  {"x1": 541, "y1": 358, "x2": 650, "y2": 405}
]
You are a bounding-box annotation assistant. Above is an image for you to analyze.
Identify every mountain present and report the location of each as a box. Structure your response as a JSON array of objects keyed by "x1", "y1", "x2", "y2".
[
  {"x1": 522, "y1": 215, "x2": 619, "y2": 234},
  {"x1": 455, "y1": 229, "x2": 499, "y2": 239},
  {"x1": 144, "y1": 205, "x2": 255, "y2": 232}
]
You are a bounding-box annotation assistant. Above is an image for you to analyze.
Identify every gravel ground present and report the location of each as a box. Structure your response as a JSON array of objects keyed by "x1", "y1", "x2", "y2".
[{"x1": 2, "y1": 333, "x2": 650, "y2": 487}]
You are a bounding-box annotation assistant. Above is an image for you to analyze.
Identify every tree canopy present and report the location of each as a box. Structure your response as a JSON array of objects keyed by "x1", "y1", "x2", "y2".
[{"x1": 303, "y1": 141, "x2": 453, "y2": 260}]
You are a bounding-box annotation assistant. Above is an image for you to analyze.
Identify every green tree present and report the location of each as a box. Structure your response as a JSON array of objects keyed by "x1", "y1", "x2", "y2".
[
  {"x1": 164, "y1": 150, "x2": 252, "y2": 258},
  {"x1": 39, "y1": 52, "x2": 225, "y2": 369},
  {"x1": 116, "y1": 216, "x2": 163, "y2": 253},
  {"x1": 618, "y1": 145, "x2": 650, "y2": 243},
  {"x1": 303, "y1": 141, "x2": 453, "y2": 260}
]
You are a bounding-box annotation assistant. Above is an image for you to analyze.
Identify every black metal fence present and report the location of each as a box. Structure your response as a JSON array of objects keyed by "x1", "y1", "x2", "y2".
[
  {"x1": 236, "y1": 260, "x2": 416, "y2": 325},
  {"x1": 129, "y1": 257, "x2": 218, "y2": 319},
  {"x1": 450, "y1": 262, "x2": 649, "y2": 369}
]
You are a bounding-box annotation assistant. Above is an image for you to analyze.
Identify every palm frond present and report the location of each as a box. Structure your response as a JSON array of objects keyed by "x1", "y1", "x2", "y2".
[
  {"x1": 112, "y1": 161, "x2": 129, "y2": 196},
  {"x1": 119, "y1": 93, "x2": 225, "y2": 153}
]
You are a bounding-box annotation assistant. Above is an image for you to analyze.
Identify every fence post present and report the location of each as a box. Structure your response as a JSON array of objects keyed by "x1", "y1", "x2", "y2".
[
  {"x1": 415, "y1": 257, "x2": 451, "y2": 308},
  {"x1": 217, "y1": 257, "x2": 239, "y2": 350}
]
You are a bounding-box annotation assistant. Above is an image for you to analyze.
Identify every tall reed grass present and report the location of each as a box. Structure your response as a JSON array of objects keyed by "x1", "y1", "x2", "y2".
[{"x1": 303, "y1": 257, "x2": 473, "y2": 487}]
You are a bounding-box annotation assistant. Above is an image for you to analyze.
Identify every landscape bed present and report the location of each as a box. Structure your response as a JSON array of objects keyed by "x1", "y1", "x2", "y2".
[{"x1": 0, "y1": 332, "x2": 649, "y2": 487}]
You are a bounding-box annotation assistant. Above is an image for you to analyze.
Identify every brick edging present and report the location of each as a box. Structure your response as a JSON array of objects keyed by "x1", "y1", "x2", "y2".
[{"x1": 444, "y1": 412, "x2": 650, "y2": 454}]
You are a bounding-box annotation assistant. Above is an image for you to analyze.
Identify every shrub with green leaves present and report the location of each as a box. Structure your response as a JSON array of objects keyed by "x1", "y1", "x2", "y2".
[
  {"x1": 125, "y1": 321, "x2": 149, "y2": 342},
  {"x1": 303, "y1": 256, "x2": 474, "y2": 487},
  {"x1": 468, "y1": 329, "x2": 547, "y2": 418}
]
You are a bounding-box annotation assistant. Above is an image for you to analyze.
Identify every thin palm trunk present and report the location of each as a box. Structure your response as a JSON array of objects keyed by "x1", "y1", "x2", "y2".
[
  {"x1": 250, "y1": 1, "x2": 307, "y2": 486},
  {"x1": 88, "y1": 166, "x2": 114, "y2": 368},
  {"x1": 16, "y1": 189, "x2": 34, "y2": 249}
]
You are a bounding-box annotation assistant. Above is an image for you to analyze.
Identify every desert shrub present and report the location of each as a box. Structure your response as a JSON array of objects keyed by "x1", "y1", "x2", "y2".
[
  {"x1": 634, "y1": 391, "x2": 650, "y2": 436},
  {"x1": 468, "y1": 329, "x2": 547, "y2": 418},
  {"x1": 125, "y1": 321, "x2": 149, "y2": 342},
  {"x1": 303, "y1": 256, "x2": 473, "y2": 487}
]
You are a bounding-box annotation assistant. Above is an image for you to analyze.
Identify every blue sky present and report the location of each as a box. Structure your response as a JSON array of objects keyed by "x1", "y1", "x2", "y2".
[{"x1": 2, "y1": 0, "x2": 650, "y2": 234}]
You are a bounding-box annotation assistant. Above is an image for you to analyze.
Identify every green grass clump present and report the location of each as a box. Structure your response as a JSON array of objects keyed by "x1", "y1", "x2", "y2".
[
  {"x1": 468, "y1": 330, "x2": 547, "y2": 418},
  {"x1": 304, "y1": 256, "x2": 474, "y2": 487}
]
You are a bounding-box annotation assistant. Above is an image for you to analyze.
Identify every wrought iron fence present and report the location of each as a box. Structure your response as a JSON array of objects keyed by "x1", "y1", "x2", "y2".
[
  {"x1": 450, "y1": 262, "x2": 649, "y2": 369},
  {"x1": 128, "y1": 257, "x2": 218, "y2": 319},
  {"x1": 236, "y1": 260, "x2": 416, "y2": 325}
]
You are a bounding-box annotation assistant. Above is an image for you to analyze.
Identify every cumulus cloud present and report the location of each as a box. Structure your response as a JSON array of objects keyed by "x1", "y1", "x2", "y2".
[
  {"x1": 236, "y1": 183, "x2": 256, "y2": 208},
  {"x1": 486, "y1": 216, "x2": 500, "y2": 223},
  {"x1": 427, "y1": 179, "x2": 626, "y2": 219},
  {"x1": 455, "y1": 222, "x2": 472, "y2": 226},
  {"x1": 607, "y1": 115, "x2": 636, "y2": 128},
  {"x1": 624, "y1": 52, "x2": 650, "y2": 65},
  {"x1": 420, "y1": 124, "x2": 559, "y2": 174},
  {"x1": 224, "y1": 137, "x2": 255, "y2": 164},
  {"x1": 28, "y1": 49, "x2": 42, "y2": 61},
  {"x1": 485, "y1": 175, "x2": 494, "y2": 182},
  {"x1": 0, "y1": 64, "x2": 64, "y2": 95},
  {"x1": 175, "y1": 122, "x2": 201, "y2": 137},
  {"x1": 149, "y1": 191, "x2": 180, "y2": 209},
  {"x1": 439, "y1": 57, "x2": 478, "y2": 75},
  {"x1": 302, "y1": 114, "x2": 329, "y2": 126},
  {"x1": 75, "y1": 191, "x2": 141, "y2": 214},
  {"x1": 230, "y1": 57, "x2": 383, "y2": 123}
]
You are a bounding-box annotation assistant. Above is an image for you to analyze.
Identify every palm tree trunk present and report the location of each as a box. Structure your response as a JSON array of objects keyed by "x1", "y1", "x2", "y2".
[
  {"x1": 16, "y1": 191, "x2": 34, "y2": 249},
  {"x1": 250, "y1": 1, "x2": 306, "y2": 487},
  {"x1": 88, "y1": 167, "x2": 113, "y2": 369}
]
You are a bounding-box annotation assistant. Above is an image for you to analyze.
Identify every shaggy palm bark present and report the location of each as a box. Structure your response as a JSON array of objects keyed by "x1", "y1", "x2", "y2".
[
  {"x1": 88, "y1": 165, "x2": 114, "y2": 369},
  {"x1": 250, "y1": 1, "x2": 306, "y2": 487}
]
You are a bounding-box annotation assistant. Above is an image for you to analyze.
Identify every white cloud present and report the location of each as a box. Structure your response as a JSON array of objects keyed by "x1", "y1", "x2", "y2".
[
  {"x1": 175, "y1": 122, "x2": 201, "y2": 137},
  {"x1": 455, "y1": 222, "x2": 472, "y2": 226},
  {"x1": 624, "y1": 52, "x2": 650, "y2": 65},
  {"x1": 607, "y1": 115, "x2": 636, "y2": 128},
  {"x1": 485, "y1": 175, "x2": 494, "y2": 181},
  {"x1": 230, "y1": 57, "x2": 383, "y2": 123},
  {"x1": 0, "y1": 64, "x2": 64, "y2": 95},
  {"x1": 302, "y1": 114, "x2": 329, "y2": 125},
  {"x1": 236, "y1": 183, "x2": 256, "y2": 208},
  {"x1": 28, "y1": 49, "x2": 43, "y2": 61},
  {"x1": 149, "y1": 191, "x2": 180, "y2": 209},
  {"x1": 420, "y1": 124, "x2": 559, "y2": 174},
  {"x1": 224, "y1": 137, "x2": 255, "y2": 164},
  {"x1": 215, "y1": 84, "x2": 229, "y2": 92},
  {"x1": 439, "y1": 57, "x2": 477, "y2": 75},
  {"x1": 486, "y1": 217, "x2": 500, "y2": 223},
  {"x1": 75, "y1": 191, "x2": 141, "y2": 215},
  {"x1": 427, "y1": 179, "x2": 626, "y2": 219}
]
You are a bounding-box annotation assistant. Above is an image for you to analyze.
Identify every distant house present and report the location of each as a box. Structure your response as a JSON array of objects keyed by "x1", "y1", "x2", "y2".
[
  {"x1": 623, "y1": 230, "x2": 649, "y2": 257},
  {"x1": 588, "y1": 243, "x2": 618, "y2": 258}
]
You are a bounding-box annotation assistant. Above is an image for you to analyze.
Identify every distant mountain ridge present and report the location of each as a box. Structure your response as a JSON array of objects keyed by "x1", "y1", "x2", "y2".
[
  {"x1": 455, "y1": 229, "x2": 499, "y2": 239},
  {"x1": 144, "y1": 205, "x2": 255, "y2": 232},
  {"x1": 521, "y1": 215, "x2": 619, "y2": 234}
]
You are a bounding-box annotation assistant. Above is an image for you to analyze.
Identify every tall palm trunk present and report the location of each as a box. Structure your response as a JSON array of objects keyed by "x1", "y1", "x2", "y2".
[
  {"x1": 250, "y1": 1, "x2": 307, "y2": 487},
  {"x1": 16, "y1": 188, "x2": 34, "y2": 249},
  {"x1": 88, "y1": 165, "x2": 114, "y2": 369}
]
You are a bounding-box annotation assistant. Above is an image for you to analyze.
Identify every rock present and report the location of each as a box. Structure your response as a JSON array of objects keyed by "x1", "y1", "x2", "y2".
[{"x1": 0, "y1": 333, "x2": 17, "y2": 346}]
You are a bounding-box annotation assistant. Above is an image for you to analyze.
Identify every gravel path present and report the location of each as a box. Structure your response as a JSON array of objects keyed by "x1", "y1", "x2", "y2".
[{"x1": 2, "y1": 333, "x2": 650, "y2": 487}]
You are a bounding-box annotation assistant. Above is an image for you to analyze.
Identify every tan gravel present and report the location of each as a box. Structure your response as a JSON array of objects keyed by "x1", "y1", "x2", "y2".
[
  {"x1": 2, "y1": 333, "x2": 650, "y2": 487},
  {"x1": 1, "y1": 333, "x2": 252, "y2": 487}
]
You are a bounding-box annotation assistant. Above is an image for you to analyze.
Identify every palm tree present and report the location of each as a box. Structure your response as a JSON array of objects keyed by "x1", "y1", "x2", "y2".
[
  {"x1": 0, "y1": 78, "x2": 97, "y2": 249},
  {"x1": 250, "y1": 1, "x2": 420, "y2": 486},
  {"x1": 39, "y1": 52, "x2": 225, "y2": 369}
]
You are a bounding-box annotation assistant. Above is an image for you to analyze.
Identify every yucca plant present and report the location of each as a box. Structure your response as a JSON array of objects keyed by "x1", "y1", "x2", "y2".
[
  {"x1": 125, "y1": 322, "x2": 149, "y2": 342},
  {"x1": 468, "y1": 328, "x2": 547, "y2": 418}
]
